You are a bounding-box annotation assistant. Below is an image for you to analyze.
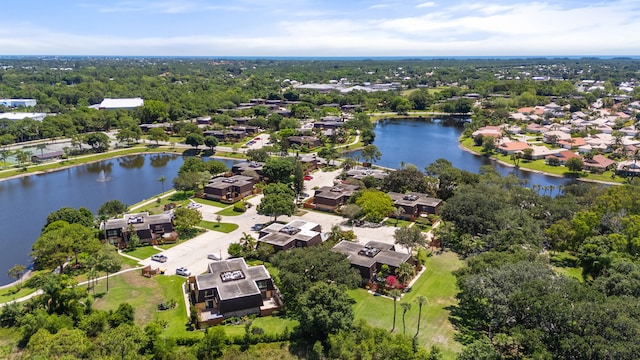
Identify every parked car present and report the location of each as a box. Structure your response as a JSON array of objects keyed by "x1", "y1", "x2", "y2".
[
  {"x1": 151, "y1": 254, "x2": 167, "y2": 263},
  {"x1": 251, "y1": 223, "x2": 265, "y2": 231},
  {"x1": 207, "y1": 253, "x2": 221, "y2": 261},
  {"x1": 175, "y1": 267, "x2": 191, "y2": 276},
  {"x1": 304, "y1": 175, "x2": 313, "y2": 181}
]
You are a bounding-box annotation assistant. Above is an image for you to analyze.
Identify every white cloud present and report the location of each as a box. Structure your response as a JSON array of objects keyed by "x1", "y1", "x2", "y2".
[
  {"x1": 369, "y1": 3, "x2": 391, "y2": 9},
  {"x1": 416, "y1": 2, "x2": 436, "y2": 8}
]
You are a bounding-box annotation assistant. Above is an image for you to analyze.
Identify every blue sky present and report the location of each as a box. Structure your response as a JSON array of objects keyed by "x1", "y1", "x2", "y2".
[{"x1": 1, "y1": 0, "x2": 639, "y2": 56}]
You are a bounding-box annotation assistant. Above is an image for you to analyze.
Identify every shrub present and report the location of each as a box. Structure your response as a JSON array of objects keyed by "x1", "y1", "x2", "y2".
[{"x1": 233, "y1": 202, "x2": 246, "y2": 213}]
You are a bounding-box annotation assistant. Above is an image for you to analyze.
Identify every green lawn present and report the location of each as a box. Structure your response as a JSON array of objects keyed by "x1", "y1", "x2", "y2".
[
  {"x1": 123, "y1": 246, "x2": 161, "y2": 260},
  {"x1": 0, "y1": 327, "x2": 20, "y2": 357},
  {"x1": 199, "y1": 221, "x2": 239, "y2": 233},
  {"x1": 383, "y1": 218, "x2": 413, "y2": 228},
  {"x1": 131, "y1": 193, "x2": 191, "y2": 214},
  {"x1": 193, "y1": 198, "x2": 228, "y2": 208},
  {"x1": 216, "y1": 206, "x2": 244, "y2": 217},
  {"x1": 348, "y1": 251, "x2": 464, "y2": 359},
  {"x1": 92, "y1": 271, "x2": 200, "y2": 339},
  {"x1": 223, "y1": 316, "x2": 298, "y2": 338},
  {"x1": 553, "y1": 266, "x2": 584, "y2": 282},
  {"x1": 119, "y1": 256, "x2": 143, "y2": 267},
  {"x1": 0, "y1": 285, "x2": 37, "y2": 304}
]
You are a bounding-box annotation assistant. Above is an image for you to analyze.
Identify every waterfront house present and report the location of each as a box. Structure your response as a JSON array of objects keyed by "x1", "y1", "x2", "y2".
[
  {"x1": 101, "y1": 212, "x2": 175, "y2": 248},
  {"x1": 583, "y1": 155, "x2": 615, "y2": 173},
  {"x1": 204, "y1": 175, "x2": 255, "y2": 203},
  {"x1": 189, "y1": 258, "x2": 282, "y2": 326},
  {"x1": 546, "y1": 150, "x2": 582, "y2": 166},
  {"x1": 497, "y1": 141, "x2": 531, "y2": 155}
]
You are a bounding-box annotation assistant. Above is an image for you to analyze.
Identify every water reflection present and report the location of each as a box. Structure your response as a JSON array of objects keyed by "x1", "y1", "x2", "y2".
[
  {"x1": 150, "y1": 153, "x2": 178, "y2": 168},
  {"x1": 85, "y1": 161, "x2": 114, "y2": 175},
  {"x1": 118, "y1": 155, "x2": 145, "y2": 169}
]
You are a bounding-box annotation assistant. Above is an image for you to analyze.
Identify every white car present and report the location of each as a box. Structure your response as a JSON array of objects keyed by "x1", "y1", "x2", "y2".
[
  {"x1": 175, "y1": 267, "x2": 191, "y2": 276},
  {"x1": 151, "y1": 254, "x2": 168, "y2": 263},
  {"x1": 207, "y1": 253, "x2": 221, "y2": 261}
]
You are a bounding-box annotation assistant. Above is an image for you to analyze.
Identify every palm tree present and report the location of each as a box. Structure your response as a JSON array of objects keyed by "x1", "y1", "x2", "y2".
[
  {"x1": 35, "y1": 143, "x2": 47, "y2": 158},
  {"x1": 396, "y1": 262, "x2": 414, "y2": 285},
  {"x1": 239, "y1": 232, "x2": 256, "y2": 253},
  {"x1": 389, "y1": 289, "x2": 402, "y2": 333},
  {"x1": 157, "y1": 176, "x2": 167, "y2": 193},
  {"x1": 415, "y1": 296, "x2": 428, "y2": 338},
  {"x1": 400, "y1": 302, "x2": 412, "y2": 335}
]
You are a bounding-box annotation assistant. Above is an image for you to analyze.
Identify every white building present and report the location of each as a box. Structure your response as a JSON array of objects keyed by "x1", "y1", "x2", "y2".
[
  {"x1": 0, "y1": 112, "x2": 48, "y2": 121},
  {"x1": 0, "y1": 99, "x2": 37, "y2": 108},
  {"x1": 92, "y1": 98, "x2": 144, "y2": 110}
]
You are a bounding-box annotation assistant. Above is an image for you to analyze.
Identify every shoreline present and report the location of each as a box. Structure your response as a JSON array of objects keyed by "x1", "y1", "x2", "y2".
[{"x1": 457, "y1": 137, "x2": 621, "y2": 186}]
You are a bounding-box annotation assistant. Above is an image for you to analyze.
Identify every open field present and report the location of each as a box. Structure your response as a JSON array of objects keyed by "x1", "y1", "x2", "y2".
[{"x1": 348, "y1": 251, "x2": 464, "y2": 359}]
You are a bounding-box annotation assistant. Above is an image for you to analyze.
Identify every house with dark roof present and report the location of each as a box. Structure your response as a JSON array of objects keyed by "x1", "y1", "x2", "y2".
[
  {"x1": 100, "y1": 212, "x2": 175, "y2": 248},
  {"x1": 204, "y1": 175, "x2": 255, "y2": 203},
  {"x1": 331, "y1": 240, "x2": 412, "y2": 280},
  {"x1": 189, "y1": 258, "x2": 282, "y2": 326},
  {"x1": 231, "y1": 161, "x2": 264, "y2": 177},
  {"x1": 288, "y1": 136, "x2": 322, "y2": 148},
  {"x1": 31, "y1": 150, "x2": 64, "y2": 163},
  {"x1": 312, "y1": 184, "x2": 360, "y2": 212},
  {"x1": 388, "y1": 192, "x2": 443, "y2": 220},
  {"x1": 257, "y1": 220, "x2": 323, "y2": 252}
]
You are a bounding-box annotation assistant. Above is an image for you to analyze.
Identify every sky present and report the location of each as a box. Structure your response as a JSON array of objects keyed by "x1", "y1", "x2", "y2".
[{"x1": 1, "y1": 0, "x2": 639, "y2": 57}]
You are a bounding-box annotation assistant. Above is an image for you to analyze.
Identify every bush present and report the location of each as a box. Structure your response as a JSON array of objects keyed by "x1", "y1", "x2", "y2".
[{"x1": 233, "y1": 202, "x2": 246, "y2": 213}]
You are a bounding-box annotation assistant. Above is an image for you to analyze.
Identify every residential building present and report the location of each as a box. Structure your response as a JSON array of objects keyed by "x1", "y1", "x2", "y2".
[
  {"x1": 189, "y1": 258, "x2": 282, "y2": 326},
  {"x1": 31, "y1": 150, "x2": 64, "y2": 163},
  {"x1": 546, "y1": 150, "x2": 582, "y2": 165},
  {"x1": 388, "y1": 192, "x2": 443, "y2": 220},
  {"x1": 497, "y1": 141, "x2": 531, "y2": 155},
  {"x1": 331, "y1": 240, "x2": 412, "y2": 280},
  {"x1": 0, "y1": 112, "x2": 48, "y2": 121},
  {"x1": 583, "y1": 155, "x2": 615, "y2": 173},
  {"x1": 100, "y1": 212, "x2": 175, "y2": 248},
  {"x1": 204, "y1": 175, "x2": 255, "y2": 203},
  {"x1": 93, "y1": 98, "x2": 144, "y2": 110},
  {"x1": 232, "y1": 161, "x2": 264, "y2": 177},
  {"x1": 257, "y1": 220, "x2": 323, "y2": 251},
  {"x1": 313, "y1": 183, "x2": 360, "y2": 212},
  {"x1": 617, "y1": 160, "x2": 640, "y2": 176},
  {"x1": 288, "y1": 136, "x2": 322, "y2": 148}
]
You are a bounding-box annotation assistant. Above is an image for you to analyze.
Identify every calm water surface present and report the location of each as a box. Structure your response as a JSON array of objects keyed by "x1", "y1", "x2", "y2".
[
  {"x1": 0, "y1": 154, "x2": 238, "y2": 285},
  {"x1": 346, "y1": 118, "x2": 571, "y2": 189}
]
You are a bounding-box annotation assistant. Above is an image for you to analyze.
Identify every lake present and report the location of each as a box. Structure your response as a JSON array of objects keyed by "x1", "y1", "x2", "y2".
[
  {"x1": 345, "y1": 118, "x2": 571, "y2": 189},
  {"x1": 0, "y1": 154, "x2": 238, "y2": 285}
]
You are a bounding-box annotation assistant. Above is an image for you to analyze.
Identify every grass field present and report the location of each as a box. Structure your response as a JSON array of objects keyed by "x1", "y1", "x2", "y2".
[
  {"x1": 0, "y1": 285, "x2": 37, "y2": 303},
  {"x1": 193, "y1": 198, "x2": 228, "y2": 208},
  {"x1": 124, "y1": 246, "x2": 161, "y2": 260},
  {"x1": 348, "y1": 251, "x2": 464, "y2": 359},
  {"x1": 223, "y1": 316, "x2": 298, "y2": 338},
  {"x1": 199, "y1": 221, "x2": 239, "y2": 233},
  {"x1": 216, "y1": 206, "x2": 244, "y2": 216}
]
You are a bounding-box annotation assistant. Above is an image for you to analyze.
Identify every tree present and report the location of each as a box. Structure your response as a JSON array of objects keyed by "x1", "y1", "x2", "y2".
[
  {"x1": 257, "y1": 182, "x2": 296, "y2": 222},
  {"x1": 318, "y1": 146, "x2": 340, "y2": 166},
  {"x1": 415, "y1": 295, "x2": 427, "y2": 337},
  {"x1": 342, "y1": 203, "x2": 362, "y2": 225},
  {"x1": 246, "y1": 148, "x2": 269, "y2": 162},
  {"x1": 355, "y1": 189, "x2": 395, "y2": 222},
  {"x1": 204, "y1": 136, "x2": 218, "y2": 151},
  {"x1": 97, "y1": 199, "x2": 128, "y2": 218},
  {"x1": 95, "y1": 323, "x2": 147, "y2": 360},
  {"x1": 401, "y1": 302, "x2": 412, "y2": 335},
  {"x1": 173, "y1": 207, "x2": 202, "y2": 233},
  {"x1": 32, "y1": 221, "x2": 100, "y2": 273},
  {"x1": 8, "y1": 264, "x2": 26, "y2": 288},
  {"x1": 27, "y1": 328, "x2": 92, "y2": 359},
  {"x1": 396, "y1": 262, "x2": 414, "y2": 285},
  {"x1": 292, "y1": 160, "x2": 305, "y2": 203},
  {"x1": 361, "y1": 144, "x2": 382, "y2": 165},
  {"x1": 565, "y1": 157, "x2": 584, "y2": 173},
  {"x1": 382, "y1": 165, "x2": 426, "y2": 193},
  {"x1": 84, "y1": 132, "x2": 110, "y2": 152},
  {"x1": 361, "y1": 128, "x2": 376, "y2": 145},
  {"x1": 394, "y1": 225, "x2": 428, "y2": 255},
  {"x1": 196, "y1": 326, "x2": 227, "y2": 360},
  {"x1": 389, "y1": 289, "x2": 401, "y2": 333},
  {"x1": 263, "y1": 156, "x2": 296, "y2": 183},
  {"x1": 45, "y1": 206, "x2": 94, "y2": 228},
  {"x1": 185, "y1": 133, "x2": 205, "y2": 150},
  {"x1": 95, "y1": 244, "x2": 122, "y2": 292},
  {"x1": 295, "y1": 283, "x2": 355, "y2": 341},
  {"x1": 172, "y1": 171, "x2": 201, "y2": 194},
  {"x1": 341, "y1": 157, "x2": 358, "y2": 171},
  {"x1": 147, "y1": 127, "x2": 169, "y2": 145},
  {"x1": 14, "y1": 149, "x2": 31, "y2": 165},
  {"x1": 393, "y1": 207, "x2": 405, "y2": 226}
]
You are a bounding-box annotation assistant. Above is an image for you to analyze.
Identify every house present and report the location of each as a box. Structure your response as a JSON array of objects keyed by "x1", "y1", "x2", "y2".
[
  {"x1": 345, "y1": 168, "x2": 389, "y2": 181},
  {"x1": 189, "y1": 258, "x2": 282, "y2": 326},
  {"x1": 298, "y1": 154, "x2": 326, "y2": 172},
  {"x1": 101, "y1": 212, "x2": 175, "y2": 248},
  {"x1": 313, "y1": 184, "x2": 360, "y2": 212},
  {"x1": 471, "y1": 126, "x2": 502, "y2": 138},
  {"x1": 557, "y1": 137, "x2": 587, "y2": 150},
  {"x1": 31, "y1": 150, "x2": 64, "y2": 163},
  {"x1": 497, "y1": 141, "x2": 531, "y2": 155},
  {"x1": 543, "y1": 130, "x2": 572, "y2": 144},
  {"x1": 583, "y1": 155, "x2": 615, "y2": 173},
  {"x1": 232, "y1": 161, "x2": 264, "y2": 177},
  {"x1": 546, "y1": 150, "x2": 582, "y2": 165},
  {"x1": 331, "y1": 240, "x2": 412, "y2": 280},
  {"x1": 257, "y1": 220, "x2": 323, "y2": 251},
  {"x1": 617, "y1": 160, "x2": 640, "y2": 176},
  {"x1": 526, "y1": 123, "x2": 547, "y2": 134},
  {"x1": 204, "y1": 175, "x2": 255, "y2": 203},
  {"x1": 388, "y1": 192, "x2": 443, "y2": 220},
  {"x1": 196, "y1": 116, "x2": 211, "y2": 125},
  {"x1": 288, "y1": 136, "x2": 322, "y2": 148},
  {"x1": 0, "y1": 112, "x2": 48, "y2": 121}
]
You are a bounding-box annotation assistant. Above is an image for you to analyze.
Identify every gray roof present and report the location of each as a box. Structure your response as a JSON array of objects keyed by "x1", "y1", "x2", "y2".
[
  {"x1": 259, "y1": 220, "x2": 321, "y2": 246},
  {"x1": 206, "y1": 175, "x2": 254, "y2": 190},
  {"x1": 332, "y1": 240, "x2": 410, "y2": 268},
  {"x1": 102, "y1": 212, "x2": 172, "y2": 231},
  {"x1": 195, "y1": 258, "x2": 271, "y2": 301},
  {"x1": 314, "y1": 184, "x2": 359, "y2": 200},
  {"x1": 388, "y1": 192, "x2": 442, "y2": 208}
]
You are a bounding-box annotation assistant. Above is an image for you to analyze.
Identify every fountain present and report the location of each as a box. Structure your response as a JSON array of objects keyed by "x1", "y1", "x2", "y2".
[{"x1": 96, "y1": 169, "x2": 111, "y2": 182}]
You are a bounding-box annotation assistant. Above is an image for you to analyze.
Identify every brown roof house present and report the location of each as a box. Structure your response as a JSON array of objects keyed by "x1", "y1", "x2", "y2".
[
  {"x1": 204, "y1": 175, "x2": 255, "y2": 203},
  {"x1": 388, "y1": 192, "x2": 443, "y2": 221},
  {"x1": 258, "y1": 220, "x2": 323, "y2": 252},
  {"x1": 497, "y1": 141, "x2": 531, "y2": 155},
  {"x1": 546, "y1": 150, "x2": 582, "y2": 166},
  {"x1": 101, "y1": 212, "x2": 175, "y2": 249},
  {"x1": 312, "y1": 183, "x2": 360, "y2": 212},
  {"x1": 189, "y1": 258, "x2": 282, "y2": 326},
  {"x1": 583, "y1": 155, "x2": 615, "y2": 173},
  {"x1": 332, "y1": 240, "x2": 412, "y2": 280}
]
